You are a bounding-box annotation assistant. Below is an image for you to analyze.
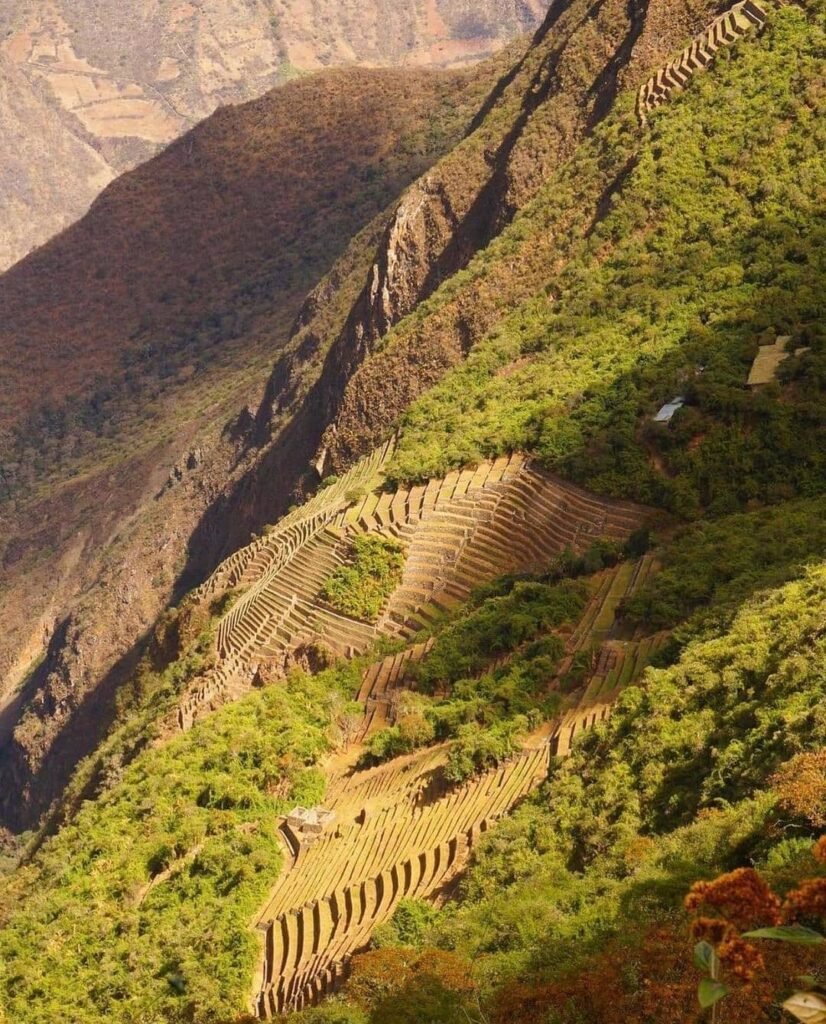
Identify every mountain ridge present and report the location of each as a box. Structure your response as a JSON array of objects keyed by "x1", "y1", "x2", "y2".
[{"x1": 0, "y1": 0, "x2": 546, "y2": 272}]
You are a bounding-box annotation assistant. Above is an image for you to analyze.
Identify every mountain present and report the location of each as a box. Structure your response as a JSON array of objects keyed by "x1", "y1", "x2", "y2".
[
  {"x1": 0, "y1": 0, "x2": 824, "y2": 1022},
  {"x1": 0, "y1": 0, "x2": 546, "y2": 271},
  {"x1": 0, "y1": 57, "x2": 498, "y2": 830}
]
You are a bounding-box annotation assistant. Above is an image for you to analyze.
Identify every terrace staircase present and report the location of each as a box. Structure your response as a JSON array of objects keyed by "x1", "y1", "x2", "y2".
[
  {"x1": 175, "y1": 446, "x2": 653, "y2": 730},
  {"x1": 636, "y1": 0, "x2": 768, "y2": 123},
  {"x1": 251, "y1": 553, "x2": 667, "y2": 1016}
]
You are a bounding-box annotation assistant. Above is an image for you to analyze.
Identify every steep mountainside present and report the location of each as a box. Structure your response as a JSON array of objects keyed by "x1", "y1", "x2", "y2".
[
  {"x1": 0, "y1": 0, "x2": 545, "y2": 271},
  {"x1": 0, "y1": 60, "x2": 496, "y2": 831},
  {"x1": 0, "y1": 1, "x2": 824, "y2": 1022},
  {"x1": 0, "y1": 0, "x2": 724, "y2": 836}
]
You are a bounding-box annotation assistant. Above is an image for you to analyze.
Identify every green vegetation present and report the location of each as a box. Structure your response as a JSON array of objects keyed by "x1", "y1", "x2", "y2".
[
  {"x1": 3, "y1": 4, "x2": 826, "y2": 1024},
  {"x1": 315, "y1": 566, "x2": 826, "y2": 1024},
  {"x1": 436, "y1": 566, "x2": 826, "y2": 971},
  {"x1": 322, "y1": 535, "x2": 405, "y2": 621},
  {"x1": 373, "y1": 899, "x2": 441, "y2": 949},
  {"x1": 415, "y1": 578, "x2": 586, "y2": 691},
  {"x1": 384, "y1": 3, "x2": 826, "y2": 522},
  {"x1": 0, "y1": 665, "x2": 360, "y2": 1024},
  {"x1": 363, "y1": 693, "x2": 437, "y2": 763},
  {"x1": 362, "y1": 577, "x2": 585, "y2": 768},
  {"x1": 624, "y1": 495, "x2": 826, "y2": 641},
  {"x1": 444, "y1": 716, "x2": 530, "y2": 783}
]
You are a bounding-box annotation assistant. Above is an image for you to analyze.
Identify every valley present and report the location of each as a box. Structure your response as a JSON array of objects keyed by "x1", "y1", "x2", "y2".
[{"x1": 0, "y1": 0, "x2": 823, "y2": 1021}]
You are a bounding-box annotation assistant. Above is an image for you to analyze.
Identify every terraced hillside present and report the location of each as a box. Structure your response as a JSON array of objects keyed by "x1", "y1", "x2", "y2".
[
  {"x1": 1, "y1": 0, "x2": 782, "y2": 839},
  {"x1": 0, "y1": 2, "x2": 823, "y2": 1023},
  {"x1": 252, "y1": 550, "x2": 664, "y2": 1015},
  {"x1": 636, "y1": 0, "x2": 767, "y2": 121},
  {"x1": 176, "y1": 444, "x2": 652, "y2": 728},
  {"x1": 551, "y1": 555, "x2": 669, "y2": 755}
]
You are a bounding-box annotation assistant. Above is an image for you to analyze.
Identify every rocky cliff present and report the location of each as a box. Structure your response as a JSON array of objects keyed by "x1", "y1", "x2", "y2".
[{"x1": 0, "y1": 61, "x2": 491, "y2": 831}]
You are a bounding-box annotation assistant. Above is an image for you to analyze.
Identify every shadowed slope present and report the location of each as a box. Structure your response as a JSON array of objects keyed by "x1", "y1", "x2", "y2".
[
  {"x1": 0, "y1": 0, "x2": 547, "y2": 271},
  {"x1": 0, "y1": 61, "x2": 493, "y2": 832}
]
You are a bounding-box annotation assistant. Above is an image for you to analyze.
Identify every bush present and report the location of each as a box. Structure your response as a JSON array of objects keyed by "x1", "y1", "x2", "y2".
[
  {"x1": 373, "y1": 899, "x2": 440, "y2": 949},
  {"x1": 415, "y1": 579, "x2": 586, "y2": 692},
  {"x1": 321, "y1": 536, "x2": 405, "y2": 621},
  {"x1": 445, "y1": 716, "x2": 528, "y2": 783}
]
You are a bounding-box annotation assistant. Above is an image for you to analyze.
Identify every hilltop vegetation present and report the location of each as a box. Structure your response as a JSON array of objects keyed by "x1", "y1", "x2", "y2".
[
  {"x1": 0, "y1": 667, "x2": 345, "y2": 1023},
  {"x1": 384, "y1": 2, "x2": 826, "y2": 521},
  {"x1": 322, "y1": 536, "x2": 406, "y2": 621}
]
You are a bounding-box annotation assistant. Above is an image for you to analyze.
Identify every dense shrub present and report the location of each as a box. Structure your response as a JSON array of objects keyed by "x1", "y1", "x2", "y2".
[
  {"x1": 415, "y1": 579, "x2": 586, "y2": 691},
  {"x1": 384, "y1": 4, "x2": 826, "y2": 522},
  {"x1": 0, "y1": 669, "x2": 346, "y2": 1023},
  {"x1": 322, "y1": 536, "x2": 405, "y2": 621},
  {"x1": 445, "y1": 716, "x2": 529, "y2": 783}
]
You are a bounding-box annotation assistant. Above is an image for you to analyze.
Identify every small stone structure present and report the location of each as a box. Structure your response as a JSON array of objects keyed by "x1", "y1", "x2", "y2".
[
  {"x1": 636, "y1": 0, "x2": 767, "y2": 124},
  {"x1": 284, "y1": 806, "x2": 336, "y2": 844}
]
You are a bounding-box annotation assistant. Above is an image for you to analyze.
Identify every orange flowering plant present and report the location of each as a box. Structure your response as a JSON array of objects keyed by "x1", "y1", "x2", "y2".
[{"x1": 685, "y1": 837, "x2": 826, "y2": 1021}]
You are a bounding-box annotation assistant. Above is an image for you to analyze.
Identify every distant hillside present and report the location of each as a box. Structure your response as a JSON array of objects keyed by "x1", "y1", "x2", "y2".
[
  {"x1": 0, "y1": 59, "x2": 496, "y2": 830},
  {"x1": 0, "y1": 0, "x2": 545, "y2": 270}
]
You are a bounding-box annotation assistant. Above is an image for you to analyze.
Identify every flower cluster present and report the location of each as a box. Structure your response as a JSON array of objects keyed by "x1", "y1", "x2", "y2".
[
  {"x1": 690, "y1": 915, "x2": 766, "y2": 982},
  {"x1": 716, "y1": 935, "x2": 765, "y2": 982},
  {"x1": 686, "y1": 839, "x2": 826, "y2": 992},
  {"x1": 684, "y1": 867, "x2": 782, "y2": 930},
  {"x1": 784, "y1": 878, "x2": 826, "y2": 922}
]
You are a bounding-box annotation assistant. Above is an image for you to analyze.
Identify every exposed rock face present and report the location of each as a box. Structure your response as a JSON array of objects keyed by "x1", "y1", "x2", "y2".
[
  {"x1": 0, "y1": 0, "x2": 727, "y2": 834},
  {"x1": 185, "y1": 0, "x2": 724, "y2": 578},
  {"x1": 0, "y1": 0, "x2": 546, "y2": 271},
  {"x1": 311, "y1": 0, "x2": 723, "y2": 471},
  {"x1": 0, "y1": 65, "x2": 484, "y2": 832}
]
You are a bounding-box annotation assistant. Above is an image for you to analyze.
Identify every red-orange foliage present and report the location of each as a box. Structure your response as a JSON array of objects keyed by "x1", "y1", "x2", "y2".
[
  {"x1": 347, "y1": 947, "x2": 476, "y2": 1009},
  {"x1": 784, "y1": 878, "x2": 826, "y2": 922},
  {"x1": 684, "y1": 867, "x2": 782, "y2": 930},
  {"x1": 771, "y1": 750, "x2": 826, "y2": 827},
  {"x1": 716, "y1": 935, "x2": 765, "y2": 982},
  {"x1": 490, "y1": 921, "x2": 818, "y2": 1024},
  {"x1": 341, "y1": 839, "x2": 826, "y2": 1024}
]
